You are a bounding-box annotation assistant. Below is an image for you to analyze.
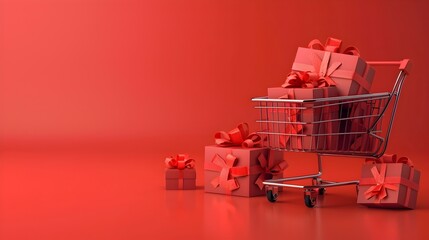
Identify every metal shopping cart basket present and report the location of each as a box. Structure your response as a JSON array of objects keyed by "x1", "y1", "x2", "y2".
[{"x1": 251, "y1": 60, "x2": 411, "y2": 208}]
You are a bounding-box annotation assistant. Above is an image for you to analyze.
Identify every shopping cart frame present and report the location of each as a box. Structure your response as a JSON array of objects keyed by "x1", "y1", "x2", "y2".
[{"x1": 251, "y1": 59, "x2": 411, "y2": 207}]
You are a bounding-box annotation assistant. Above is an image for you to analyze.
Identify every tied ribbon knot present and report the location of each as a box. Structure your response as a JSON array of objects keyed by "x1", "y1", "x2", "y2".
[
  {"x1": 254, "y1": 153, "x2": 288, "y2": 190},
  {"x1": 364, "y1": 164, "x2": 398, "y2": 202},
  {"x1": 215, "y1": 123, "x2": 262, "y2": 148},
  {"x1": 210, "y1": 153, "x2": 248, "y2": 192},
  {"x1": 165, "y1": 154, "x2": 195, "y2": 170}
]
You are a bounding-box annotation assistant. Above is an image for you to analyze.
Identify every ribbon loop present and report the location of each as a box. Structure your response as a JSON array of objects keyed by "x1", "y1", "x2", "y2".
[
  {"x1": 165, "y1": 154, "x2": 195, "y2": 170},
  {"x1": 215, "y1": 123, "x2": 262, "y2": 148},
  {"x1": 307, "y1": 37, "x2": 359, "y2": 56}
]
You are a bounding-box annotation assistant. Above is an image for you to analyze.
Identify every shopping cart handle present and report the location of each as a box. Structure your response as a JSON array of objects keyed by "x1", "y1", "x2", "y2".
[{"x1": 367, "y1": 59, "x2": 412, "y2": 74}]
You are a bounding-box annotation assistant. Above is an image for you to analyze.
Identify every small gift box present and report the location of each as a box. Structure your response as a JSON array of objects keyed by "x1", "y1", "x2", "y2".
[
  {"x1": 165, "y1": 154, "x2": 196, "y2": 190},
  {"x1": 292, "y1": 37, "x2": 375, "y2": 96},
  {"x1": 205, "y1": 123, "x2": 288, "y2": 197},
  {"x1": 267, "y1": 73, "x2": 339, "y2": 150},
  {"x1": 357, "y1": 154, "x2": 420, "y2": 209}
]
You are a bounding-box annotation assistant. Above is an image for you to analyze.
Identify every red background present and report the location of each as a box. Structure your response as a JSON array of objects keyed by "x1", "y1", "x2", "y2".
[{"x1": 1, "y1": 0, "x2": 428, "y2": 239}]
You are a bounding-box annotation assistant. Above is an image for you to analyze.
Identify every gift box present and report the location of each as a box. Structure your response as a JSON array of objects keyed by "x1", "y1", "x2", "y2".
[
  {"x1": 292, "y1": 37, "x2": 375, "y2": 96},
  {"x1": 165, "y1": 154, "x2": 196, "y2": 190},
  {"x1": 267, "y1": 86, "x2": 339, "y2": 150},
  {"x1": 357, "y1": 155, "x2": 420, "y2": 209},
  {"x1": 204, "y1": 145, "x2": 287, "y2": 197},
  {"x1": 165, "y1": 168, "x2": 196, "y2": 190}
]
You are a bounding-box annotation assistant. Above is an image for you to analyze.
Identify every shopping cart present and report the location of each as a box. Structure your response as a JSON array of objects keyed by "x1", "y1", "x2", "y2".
[{"x1": 251, "y1": 59, "x2": 411, "y2": 208}]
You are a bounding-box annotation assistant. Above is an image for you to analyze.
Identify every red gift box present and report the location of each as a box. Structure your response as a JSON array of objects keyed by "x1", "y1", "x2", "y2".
[
  {"x1": 165, "y1": 168, "x2": 196, "y2": 190},
  {"x1": 357, "y1": 154, "x2": 420, "y2": 209},
  {"x1": 292, "y1": 37, "x2": 375, "y2": 96},
  {"x1": 204, "y1": 145, "x2": 287, "y2": 197},
  {"x1": 267, "y1": 86, "x2": 339, "y2": 150},
  {"x1": 165, "y1": 154, "x2": 196, "y2": 190}
]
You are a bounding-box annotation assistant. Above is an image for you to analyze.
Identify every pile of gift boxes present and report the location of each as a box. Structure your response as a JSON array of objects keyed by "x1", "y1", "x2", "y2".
[{"x1": 164, "y1": 37, "x2": 420, "y2": 209}]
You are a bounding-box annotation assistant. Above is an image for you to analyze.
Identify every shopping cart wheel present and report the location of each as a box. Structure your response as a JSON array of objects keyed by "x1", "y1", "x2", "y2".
[
  {"x1": 266, "y1": 190, "x2": 278, "y2": 203},
  {"x1": 318, "y1": 188, "x2": 326, "y2": 195},
  {"x1": 304, "y1": 190, "x2": 317, "y2": 208}
]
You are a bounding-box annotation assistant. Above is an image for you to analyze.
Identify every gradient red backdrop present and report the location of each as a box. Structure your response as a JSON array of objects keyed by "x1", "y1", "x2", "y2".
[{"x1": 1, "y1": 0, "x2": 428, "y2": 239}]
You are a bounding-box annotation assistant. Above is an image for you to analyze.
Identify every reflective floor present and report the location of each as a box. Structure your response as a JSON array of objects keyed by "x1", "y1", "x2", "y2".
[{"x1": 0, "y1": 149, "x2": 427, "y2": 240}]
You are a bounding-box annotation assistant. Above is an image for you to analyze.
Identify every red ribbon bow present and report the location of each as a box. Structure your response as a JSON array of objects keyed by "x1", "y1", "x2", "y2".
[
  {"x1": 364, "y1": 164, "x2": 399, "y2": 202},
  {"x1": 254, "y1": 153, "x2": 288, "y2": 190},
  {"x1": 165, "y1": 154, "x2": 195, "y2": 170},
  {"x1": 281, "y1": 71, "x2": 319, "y2": 88},
  {"x1": 365, "y1": 154, "x2": 413, "y2": 166},
  {"x1": 215, "y1": 123, "x2": 262, "y2": 148},
  {"x1": 210, "y1": 153, "x2": 249, "y2": 192},
  {"x1": 308, "y1": 37, "x2": 360, "y2": 56}
]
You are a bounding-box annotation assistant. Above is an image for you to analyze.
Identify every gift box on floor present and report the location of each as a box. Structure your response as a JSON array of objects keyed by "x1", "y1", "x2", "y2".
[
  {"x1": 267, "y1": 86, "x2": 339, "y2": 150},
  {"x1": 165, "y1": 168, "x2": 196, "y2": 190},
  {"x1": 357, "y1": 154, "x2": 420, "y2": 209},
  {"x1": 292, "y1": 37, "x2": 375, "y2": 96},
  {"x1": 165, "y1": 154, "x2": 196, "y2": 190},
  {"x1": 204, "y1": 145, "x2": 287, "y2": 197}
]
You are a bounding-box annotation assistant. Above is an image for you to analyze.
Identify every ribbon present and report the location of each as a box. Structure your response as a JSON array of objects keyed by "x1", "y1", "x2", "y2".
[
  {"x1": 252, "y1": 152, "x2": 288, "y2": 190},
  {"x1": 208, "y1": 153, "x2": 249, "y2": 192},
  {"x1": 363, "y1": 164, "x2": 399, "y2": 202},
  {"x1": 281, "y1": 71, "x2": 318, "y2": 88},
  {"x1": 308, "y1": 37, "x2": 360, "y2": 56},
  {"x1": 165, "y1": 154, "x2": 195, "y2": 170},
  {"x1": 215, "y1": 123, "x2": 262, "y2": 148},
  {"x1": 278, "y1": 90, "x2": 303, "y2": 149},
  {"x1": 365, "y1": 154, "x2": 413, "y2": 166}
]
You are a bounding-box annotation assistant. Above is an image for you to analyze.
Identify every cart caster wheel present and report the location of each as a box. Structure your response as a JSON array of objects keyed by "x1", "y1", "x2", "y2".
[
  {"x1": 266, "y1": 190, "x2": 278, "y2": 203},
  {"x1": 304, "y1": 195, "x2": 316, "y2": 208},
  {"x1": 304, "y1": 190, "x2": 317, "y2": 208},
  {"x1": 318, "y1": 188, "x2": 326, "y2": 195}
]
